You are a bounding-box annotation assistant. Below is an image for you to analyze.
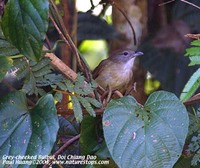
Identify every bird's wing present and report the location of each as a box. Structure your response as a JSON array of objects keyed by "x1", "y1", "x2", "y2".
[{"x1": 92, "y1": 59, "x2": 108, "y2": 79}]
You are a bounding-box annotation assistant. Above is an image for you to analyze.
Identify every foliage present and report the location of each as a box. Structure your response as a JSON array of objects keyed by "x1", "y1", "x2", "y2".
[
  {"x1": 1, "y1": 0, "x2": 49, "y2": 61},
  {"x1": 103, "y1": 91, "x2": 189, "y2": 168},
  {"x1": 54, "y1": 73, "x2": 102, "y2": 122},
  {"x1": 0, "y1": 91, "x2": 59, "y2": 166},
  {"x1": 0, "y1": 0, "x2": 60, "y2": 165},
  {"x1": 12, "y1": 57, "x2": 63, "y2": 96},
  {"x1": 0, "y1": 38, "x2": 19, "y2": 57},
  {"x1": 179, "y1": 39, "x2": 200, "y2": 167},
  {"x1": 0, "y1": 0, "x2": 199, "y2": 168},
  {"x1": 180, "y1": 40, "x2": 200, "y2": 102},
  {"x1": 186, "y1": 109, "x2": 200, "y2": 166},
  {"x1": 0, "y1": 57, "x2": 13, "y2": 82}
]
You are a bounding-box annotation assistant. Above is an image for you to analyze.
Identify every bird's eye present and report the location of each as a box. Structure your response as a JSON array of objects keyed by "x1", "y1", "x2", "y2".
[{"x1": 123, "y1": 51, "x2": 129, "y2": 56}]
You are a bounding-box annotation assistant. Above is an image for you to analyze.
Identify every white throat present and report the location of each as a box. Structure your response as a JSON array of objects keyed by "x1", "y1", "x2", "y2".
[{"x1": 123, "y1": 58, "x2": 135, "y2": 71}]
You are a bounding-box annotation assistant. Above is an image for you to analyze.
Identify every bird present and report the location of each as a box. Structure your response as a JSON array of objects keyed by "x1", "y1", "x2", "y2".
[{"x1": 93, "y1": 50, "x2": 143, "y2": 93}]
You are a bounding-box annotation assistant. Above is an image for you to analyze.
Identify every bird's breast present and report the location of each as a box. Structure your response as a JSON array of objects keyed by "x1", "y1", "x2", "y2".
[{"x1": 95, "y1": 60, "x2": 134, "y2": 90}]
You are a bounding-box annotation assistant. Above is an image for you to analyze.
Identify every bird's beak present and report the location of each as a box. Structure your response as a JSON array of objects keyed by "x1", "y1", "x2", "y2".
[{"x1": 134, "y1": 51, "x2": 143, "y2": 57}]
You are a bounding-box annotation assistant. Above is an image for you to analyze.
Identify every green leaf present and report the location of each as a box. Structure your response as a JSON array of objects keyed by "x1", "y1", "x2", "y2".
[
  {"x1": 1, "y1": 0, "x2": 49, "y2": 61},
  {"x1": 188, "y1": 55, "x2": 200, "y2": 66},
  {"x1": 185, "y1": 47, "x2": 200, "y2": 56},
  {"x1": 13, "y1": 57, "x2": 61, "y2": 96},
  {"x1": 103, "y1": 91, "x2": 189, "y2": 168},
  {"x1": 95, "y1": 142, "x2": 111, "y2": 159},
  {"x1": 54, "y1": 92, "x2": 63, "y2": 103},
  {"x1": 85, "y1": 97, "x2": 102, "y2": 108},
  {"x1": 173, "y1": 157, "x2": 192, "y2": 168},
  {"x1": 191, "y1": 39, "x2": 200, "y2": 47},
  {"x1": 71, "y1": 95, "x2": 83, "y2": 123},
  {"x1": 185, "y1": 40, "x2": 200, "y2": 66},
  {"x1": 0, "y1": 38, "x2": 19, "y2": 57},
  {"x1": 0, "y1": 91, "x2": 59, "y2": 163},
  {"x1": 80, "y1": 116, "x2": 100, "y2": 155},
  {"x1": 0, "y1": 57, "x2": 13, "y2": 82},
  {"x1": 74, "y1": 73, "x2": 85, "y2": 94},
  {"x1": 180, "y1": 68, "x2": 200, "y2": 102},
  {"x1": 73, "y1": 73, "x2": 97, "y2": 95},
  {"x1": 65, "y1": 80, "x2": 74, "y2": 92},
  {"x1": 78, "y1": 96, "x2": 96, "y2": 117}
]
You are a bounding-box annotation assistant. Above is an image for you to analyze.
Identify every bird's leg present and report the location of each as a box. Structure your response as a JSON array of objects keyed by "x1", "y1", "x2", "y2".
[
  {"x1": 125, "y1": 82, "x2": 137, "y2": 96},
  {"x1": 100, "y1": 90, "x2": 109, "y2": 103},
  {"x1": 101, "y1": 86, "x2": 124, "y2": 106},
  {"x1": 100, "y1": 85, "x2": 112, "y2": 106},
  {"x1": 106, "y1": 85, "x2": 112, "y2": 104},
  {"x1": 113, "y1": 90, "x2": 123, "y2": 97}
]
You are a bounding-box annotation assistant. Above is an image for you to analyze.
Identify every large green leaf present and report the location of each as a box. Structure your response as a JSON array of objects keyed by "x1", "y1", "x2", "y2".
[
  {"x1": 103, "y1": 91, "x2": 189, "y2": 168},
  {"x1": 1, "y1": 0, "x2": 49, "y2": 61},
  {"x1": 0, "y1": 38, "x2": 19, "y2": 57},
  {"x1": 0, "y1": 91, "x2": 59, "y2": 167}
]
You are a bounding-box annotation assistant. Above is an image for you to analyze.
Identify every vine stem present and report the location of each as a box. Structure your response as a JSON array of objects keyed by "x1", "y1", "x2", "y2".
[
  {"x1": 159, "y1": 0, "x2": 200, "y2": 10},
  {"x1": 43, "y1": 134, "x2": 80, "y2": 168},
  {"x1": 107, "y1": 0, "x2": 137, "y2": 45},
  {"x1": 158, "y1": 0, "x2": 175, "y2": 6},
  {"x1": 180, "y1": 0, "x2": 200, "y2": 10},
  {"x1": 49, "y1": 0, "x2": 84, "y2": 72}
]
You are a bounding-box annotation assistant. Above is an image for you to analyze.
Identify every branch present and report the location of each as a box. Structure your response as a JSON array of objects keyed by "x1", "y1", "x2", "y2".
[
  {"x1": 49, "y1": 0, "x2": 85, "y2": 72},
  {"x1": 44, "y1": 47, "x2": 103, "y2": 99},
  {"x1": 184, "y1": 93, "x2": 200, "y2": 106},
  {"x1": 43, "y1": 134, "x2": 80, "y2": 168},
  {"x1": 159, "y1": 0, "x2": 200, "y2": 11},
  {"x1": 57, "y1": 108, "x2": 105, "y2": 116},
  {"x1": 180, "y1": 0, "x2": 200, "y2": 10},
  {"x1": 158, "y1": 0, "x2": 175, "y2": 6},
  {"x1": 44, "y1": 46, "x2": 77, "y2": 82},
  {"x1": 185, "y1": 34, "x2": 200, "y2": 39}
]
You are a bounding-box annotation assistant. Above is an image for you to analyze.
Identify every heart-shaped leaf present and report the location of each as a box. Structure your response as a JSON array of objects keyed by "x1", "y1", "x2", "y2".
[
  {"x1": 103, "y1": 91, "x2": 189, "y2": 168},
  {"x1": 0, "y1": 91, "x2": 59, "y2": 163},
  {"x1": 1, "y1": 0, "x2": 49, "y2": 61}
]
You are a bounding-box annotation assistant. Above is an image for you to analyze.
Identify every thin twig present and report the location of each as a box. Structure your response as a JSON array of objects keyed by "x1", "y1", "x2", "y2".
[
  {"x1": 180, "y1": 0, "x2": 200, "y2": 10},
  {"x1": 158, "y1": 0, "x2": 175, "y2": 6},
  {"x1": 57, "y1": 108, "x2": 105, "y2": 116},
  {"x1": 43, "y1": 134, "x2": 80, "y2": 168},
  {"x1": 50, "y1": 0, "x2": 95, "y2": 84},
  {"x1": 54, "y1": 134, "x2": 80, "y2": 157},
  {"x1": 159, "y1": 0, "x2": 200, "y2": 10},
  {"x1": 107, "y1": 0, "x2": 137, "y2": 45},
  {"x1": 50, "y1": 0, "x2": 84, "y2": 72}
]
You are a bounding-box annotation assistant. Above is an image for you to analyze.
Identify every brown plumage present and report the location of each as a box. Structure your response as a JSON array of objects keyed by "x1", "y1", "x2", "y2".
[{"x1": 93, "y1": 50, "x2": 143, "y2": 92}]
